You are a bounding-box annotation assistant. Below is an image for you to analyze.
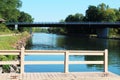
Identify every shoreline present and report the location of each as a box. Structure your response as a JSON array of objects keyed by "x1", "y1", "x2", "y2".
[{"x1": 14, "y1": 34, "x2": 31, "y2": 50}]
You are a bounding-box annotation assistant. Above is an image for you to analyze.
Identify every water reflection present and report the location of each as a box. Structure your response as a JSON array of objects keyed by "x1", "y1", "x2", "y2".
[{"x1": 26, "y1": 33, "x2": 120, "y2": 75}]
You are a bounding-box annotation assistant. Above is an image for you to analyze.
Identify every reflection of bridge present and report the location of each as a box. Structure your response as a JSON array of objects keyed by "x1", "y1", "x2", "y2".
[{"x1": 7, "y1": 22, "x2": 120, "y2": 38}]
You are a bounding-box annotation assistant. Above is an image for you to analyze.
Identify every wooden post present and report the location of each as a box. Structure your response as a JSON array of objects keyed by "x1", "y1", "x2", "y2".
[
  {"x1": 64, "y1": 51, "x2": 69, "y2": 73},
  {"x1": 104, "y1": 49, "x2": 108, "y2": 73},
  {"x1": 20, "y1": 46, "x2": 25, "y2": 74}
]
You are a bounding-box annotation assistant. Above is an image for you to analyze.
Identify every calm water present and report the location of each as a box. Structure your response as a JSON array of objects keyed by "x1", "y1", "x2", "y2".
[{"x1": 25, "y1": 33, "x2": 120, "y2": 75}]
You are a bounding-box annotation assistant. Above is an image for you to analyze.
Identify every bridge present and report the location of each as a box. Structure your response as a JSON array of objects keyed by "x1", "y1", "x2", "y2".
[
  {"x1": 7, "y1": 22, "x2": 120, "y2": 27},
  {"x1": 0, "y1": 47, "x2": 120, "y2": 80},
  {"x1": 6, "y1": 22, "x2": 120, "y2": 38}
]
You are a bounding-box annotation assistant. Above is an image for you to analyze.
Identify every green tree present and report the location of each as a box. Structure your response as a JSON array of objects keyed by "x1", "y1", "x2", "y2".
[
  {"x1": 18, "y1": 11, "x2": 34, "y2": 32},
  {"x1": 97, "y1": 3, "x2": 117, "y2": 22},
  {"x1": 114, "y1": 9, "x2": 120, "y2": 21},
  {"x1": 85, "y1": 6, "x2": 99, "y2": 21},
  {"x1": 18, "y1": 11, "x2": 34, "y2": 22},
  {"x1": 65, "y1": 13, "x2": 84, "y2": 22},
  {"x1": 0, "y1": 0, "x2": 22, "y2": 22},
  {"x1": 65, "y1": 13, "x2": 86, "y2": 34}
]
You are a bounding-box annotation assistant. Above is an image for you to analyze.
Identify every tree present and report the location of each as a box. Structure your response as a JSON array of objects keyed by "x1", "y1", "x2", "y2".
[
  {"x1": 0, "y1": 0, "x2": 22, "y2": 22},
  {"x1": 65, "y1": 13, "x2": 86, "y2": 34},
  {"x1": 114, "y1": 9, "x2": 120, "y2": 21},
  {"x1": 18, "y1": 11, "x2": 34, "y2": 22},
  {"x1": 65, "y1": 13, "x2": 84, "y2": 22},
  {"x1": 97, "y1": 3, "x2": 109, "y2": 11},
  {"x1": 97, "y1": 3, "x2": 117, "y2": 22},
  {"x1": 85, "y1": 6, "x2": 99, "y2": 21},
  {"x1": 18, "y1": 11, "x2": 34, "y2": 32}
]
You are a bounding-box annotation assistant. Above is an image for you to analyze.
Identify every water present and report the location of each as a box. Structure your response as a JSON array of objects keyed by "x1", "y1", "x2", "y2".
[{"x1": 25, "y1": 33, "x2": 120, "y2": 75}]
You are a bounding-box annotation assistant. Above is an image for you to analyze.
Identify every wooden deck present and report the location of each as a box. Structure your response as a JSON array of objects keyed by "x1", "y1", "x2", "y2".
[
  {"x1": 0, "y1": 72, "x2": 120, "y2": 80},
  {"x1": 0, "y1": 48, "x2": 120, "y2": 80}
]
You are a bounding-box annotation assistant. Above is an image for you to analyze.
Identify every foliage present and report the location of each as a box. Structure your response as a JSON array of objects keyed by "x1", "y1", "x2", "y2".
[
  {"x1": 54, "y1": 3, "x2": 120, "y2": 37},
  {"x1": 0, "y1": 24, "x2": 12, "y2": 34},
  {"x1": 48, "y1": 27, "x2": 67, "y2": 34},
  {"x1": 0, "y1": 0, "x2": 33, "y2": 32},
  {"x1": 85, "y1": 3, "x2": 117, "y2": 22},
  {"x1": 18, "y1": 11, "x2": 34, "y2": 22},
  {"x1": 0, "y1": 0, "x2": 33, "y2": 72},
  {"x1": 33, "y1": 27, "x2": 49, "y2": 33},
  {"x1": 65, "y1": 13, "x2": 84, "y2": 22},
  {"x1": 85, "y1": 6, "x2": 100, "y2": 21},
  {"x1": 17, "y1": 11, "x2": 34, "y2": 32},
  {"x1": 0, "y1": 0, "x2": 22, "y2": 22}
]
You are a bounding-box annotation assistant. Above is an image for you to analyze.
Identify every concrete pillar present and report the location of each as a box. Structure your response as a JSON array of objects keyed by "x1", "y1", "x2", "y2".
[
  {"x1": 97, "y1": 28, "x2": 109, "y2": 38},
  {"x1": 30, "y1": 27, "x2": 32, "y2": 34},
  {"x1": 15, "y1": 24, "x2": 18, "y2": 30}
]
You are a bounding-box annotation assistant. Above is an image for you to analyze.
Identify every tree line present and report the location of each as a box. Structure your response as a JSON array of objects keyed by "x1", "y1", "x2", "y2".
[
  {"x1": 48, "y1": 3, "x2": 120, "y2": 37},
  {"x1": 0, "y1": 0, "x2": 33, "y2": 32}
]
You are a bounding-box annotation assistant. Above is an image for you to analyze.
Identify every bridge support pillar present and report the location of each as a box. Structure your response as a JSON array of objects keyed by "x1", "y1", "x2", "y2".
[
  {"x1": 97, "y1": 28, "x2": 109, "y2": 38},
  {"x1": 30, "y1": 27, "x2": 32, "y2": 34},
  {"x1": 15, "y1": 24, "x2": 18, "y2": 30}
]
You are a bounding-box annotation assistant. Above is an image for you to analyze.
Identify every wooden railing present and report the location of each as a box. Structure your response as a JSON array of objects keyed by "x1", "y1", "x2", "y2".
[{"x1": 0, "y1": 47, "x2": 108, "y2": 74}]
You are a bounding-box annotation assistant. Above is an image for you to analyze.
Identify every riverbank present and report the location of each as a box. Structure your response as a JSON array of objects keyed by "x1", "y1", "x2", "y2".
[
  {"x1": 0, "y1": 32, "x2": 31, "y2": 50},
  {"x1": 0, "y1": 31, "x2": 31, "y2": 73}
]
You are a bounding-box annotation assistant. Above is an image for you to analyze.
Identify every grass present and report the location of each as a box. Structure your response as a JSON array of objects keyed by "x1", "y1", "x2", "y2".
[
  {"x1": 0, "y1": 31, "x2": 30, "y2": 72},
  {"x1": 0, "y1": 31, "x2": 30, "y2": 50},
  {"x1": 0, "y1": 36, "x2": 18, "y2": 50}
]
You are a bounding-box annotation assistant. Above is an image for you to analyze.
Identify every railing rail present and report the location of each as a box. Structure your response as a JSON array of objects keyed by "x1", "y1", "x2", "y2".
[{"x1": 0, "y1": 47, "x2": 108, "y2": 74}]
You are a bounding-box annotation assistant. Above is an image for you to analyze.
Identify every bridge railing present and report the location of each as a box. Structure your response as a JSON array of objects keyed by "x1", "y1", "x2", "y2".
[{"x1": 0, "y1": 47, "x2": 108, "y2": 74}]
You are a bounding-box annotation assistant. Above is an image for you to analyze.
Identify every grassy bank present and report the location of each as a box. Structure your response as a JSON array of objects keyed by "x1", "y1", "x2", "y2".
[
  {"x1": 0, "y1": 31, "x2": 30, "y2": 50},
  {"x1": 0, "y1": 36, "x2": 18, "y2": 50},
  {"x1": 0, "y1": 31, "x2": 30, "y2": 72}
]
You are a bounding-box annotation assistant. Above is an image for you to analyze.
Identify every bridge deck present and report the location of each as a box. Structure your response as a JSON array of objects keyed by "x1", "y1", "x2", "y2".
[{"x1": 0, "y1": 72, "x2": 120, "y2": 80}]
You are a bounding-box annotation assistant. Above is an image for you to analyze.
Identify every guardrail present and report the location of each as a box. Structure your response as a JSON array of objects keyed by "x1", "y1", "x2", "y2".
[{"x1": 0, "y1": 47, "x2": 108, "y2": 74}]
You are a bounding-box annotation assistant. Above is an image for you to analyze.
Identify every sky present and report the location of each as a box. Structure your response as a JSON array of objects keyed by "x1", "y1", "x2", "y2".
[{"x1": 20, "y1": 0, "x2": 120, "y2": 22}]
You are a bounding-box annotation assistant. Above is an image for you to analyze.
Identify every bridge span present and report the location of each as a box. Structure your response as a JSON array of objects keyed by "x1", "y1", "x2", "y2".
[
  {"x1": 7, "y1": 22, "x2": 120, "y2": 27},
  {"x1": 6, "y1": 22, "x2": 120, "y2": 38}
]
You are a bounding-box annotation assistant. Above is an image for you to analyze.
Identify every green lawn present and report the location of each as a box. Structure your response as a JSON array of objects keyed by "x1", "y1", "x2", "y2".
[
  {"x1": 0, "y1": 36, "x2": 18, "y2": 50},
  {"x1": 0, "y1": 31, "x2": 30, "y2": 50}
]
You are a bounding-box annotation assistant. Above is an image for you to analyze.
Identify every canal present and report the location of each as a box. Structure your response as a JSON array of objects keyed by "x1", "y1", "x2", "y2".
[{"x1": 25, "y1": 33, "x2": 120, "y2": 75}]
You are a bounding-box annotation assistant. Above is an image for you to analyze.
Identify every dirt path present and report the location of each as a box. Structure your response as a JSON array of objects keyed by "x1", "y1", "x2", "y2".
[{"x1": 0, "y1": 34, "x2": 20, "y2": 37}]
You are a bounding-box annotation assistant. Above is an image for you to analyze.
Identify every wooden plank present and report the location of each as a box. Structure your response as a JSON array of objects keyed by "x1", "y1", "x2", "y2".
[
  {"x1": 24, "y1": 61, "x2": 103, "y2": 65},
  {"x1": 69, "y1": 53, "x2": 104, "y2": 55},
  {"x1": 0, "y1": 53, "x2": 19, "y2": 55},
  {"x1": 0, "y1": 72, "x2": 120, "y2": 80},
  {"x1": 25, "y1": 61, "x2": 64, "y2": 65},
  {"x1": 25, "y1": 53, "x2": 64, "y2": 55},
  {"x1": 25, "y1": 50, "x2": 66, "y2": 53},
  {"x1": 0, "y1": 50, "x2": 20, "y2": 55},
  {"x1": 0, "y1": 61, "x2": 19, "y2": 65},
  {"x1": 69, "y1": 50, "x2": 104, "y2": 53},
  {"x1": 0, "y1": 50, "x2": 20, "y2": 53},
  {"x1": 69, "y1": 61, "x2": 104, "y2": 64},
  {"x1": 25, "y1": 50, "x2": 104, "y2": 53}
]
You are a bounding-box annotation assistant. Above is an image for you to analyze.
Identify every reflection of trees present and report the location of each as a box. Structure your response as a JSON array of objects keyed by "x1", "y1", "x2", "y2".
[
  {"x1": 107, "y1": 40, "x2": 120, "y2": 66},
  {"x1": 84, "y1": 56, "x2": 104, "y2": 70},
  {"x1": 56, "y1": 36, "x2": 108, "y2": 50},
  {"x1": 108, "y1": 51, "x2": 120, "y2": 66}
]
